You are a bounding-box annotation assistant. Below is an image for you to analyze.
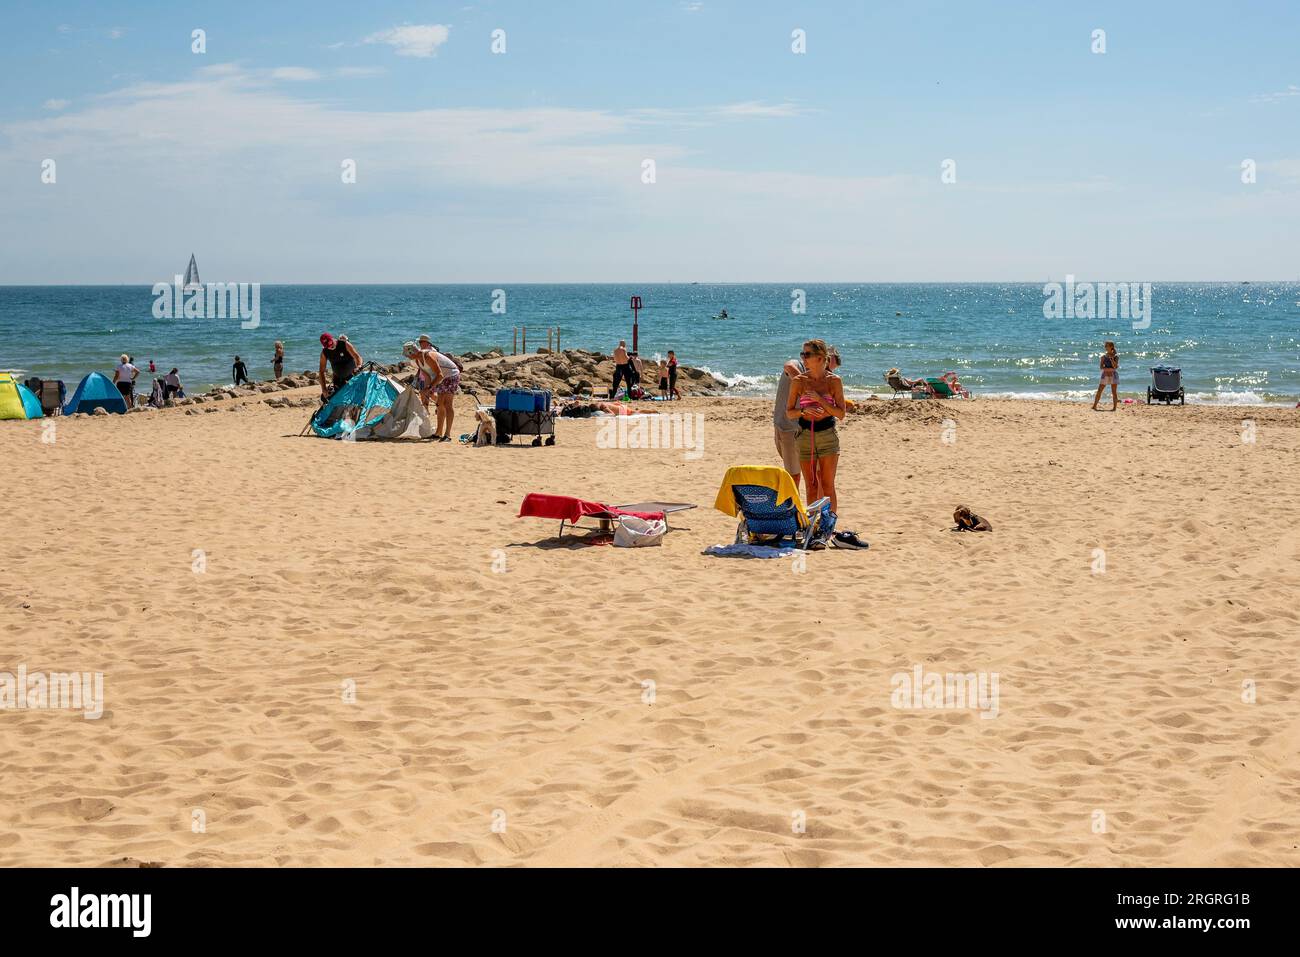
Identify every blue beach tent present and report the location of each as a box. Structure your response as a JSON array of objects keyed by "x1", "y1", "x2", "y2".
[
  {"x1": 63, "y1": 372, "x2": 128, "y2": 415},
  {"x1": 17, "y1": 383, "x2": 43, "y2": 418},
  {"x1": 309, "y1": 370, "x2": 399, "y2": 438}
]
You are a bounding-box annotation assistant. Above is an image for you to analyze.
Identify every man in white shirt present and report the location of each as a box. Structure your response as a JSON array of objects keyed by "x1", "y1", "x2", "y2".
[{"x1": 114, "y1": 354, "x2": 139, "y2": 408}]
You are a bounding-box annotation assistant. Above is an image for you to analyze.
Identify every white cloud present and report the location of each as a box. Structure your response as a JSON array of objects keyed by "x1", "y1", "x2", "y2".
[
  {"x1": 1251, "y1": 84, "x2": 1300, "y2": 104},
  {"x1": 7, "y1": 64, "x2": 1158, "y2": 283},
  {"x1": 42, "y1": 99, "x2": 70, "y2": 111},
  {"x1": 108, "y1": 27, "x2": 125, "y2": 40},
  {"x1": 337, "y1": 66, "x2": 386, "y2": 78},
  {"x1": 713, "y1": 101, "x2": 804, "y2": 119},
  {"x1": 633, "y1": 101, "x2": 809, "y2": 124},
  {"x1": 364, "y1": 24, "x2": 451, "y2": 58},
  {"x1": 271, "y1": 67, "x2": 322, "y2": 81},
  {"x1": 681, "y1": 1, "x2": 705, "y2": 11}
]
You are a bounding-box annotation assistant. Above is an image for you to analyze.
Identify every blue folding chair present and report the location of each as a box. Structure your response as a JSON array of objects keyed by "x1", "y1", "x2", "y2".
[{"x1": 718, "y1": 466, "x2": 833, "y2": 549}]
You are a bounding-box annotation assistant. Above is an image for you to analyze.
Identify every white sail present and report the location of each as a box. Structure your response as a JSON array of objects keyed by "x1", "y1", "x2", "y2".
[{"x1": 183, "y1": 254, "x2": 201, "y2": 289}]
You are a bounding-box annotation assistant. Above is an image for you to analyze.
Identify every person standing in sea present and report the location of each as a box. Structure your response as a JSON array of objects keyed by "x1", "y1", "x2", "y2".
[
  {"x1": 273, "y1": 341, "x2": 284, "y2": 380},
  {"x1": 232, "y1": 355, "x2": 250, "y2": 386}
]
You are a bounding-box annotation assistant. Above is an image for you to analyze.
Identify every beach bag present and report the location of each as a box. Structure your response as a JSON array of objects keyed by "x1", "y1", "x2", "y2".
[{"x1": 613, "y1": 516, "x2": 667, "y2": 548}]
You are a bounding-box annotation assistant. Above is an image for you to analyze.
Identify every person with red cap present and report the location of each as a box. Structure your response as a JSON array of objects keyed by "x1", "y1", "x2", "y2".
[{"x1": 318, "y1": 332, "x2": 362, "y2": 400}]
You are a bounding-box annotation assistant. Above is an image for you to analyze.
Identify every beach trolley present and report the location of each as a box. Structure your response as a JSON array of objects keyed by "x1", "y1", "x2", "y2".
[
  {"x1": 1147, "y1": 365, "x2": 1184, "y2": 405},
  {"x1": 493, "y1": 388, "x2": 556, "y2": 445}
]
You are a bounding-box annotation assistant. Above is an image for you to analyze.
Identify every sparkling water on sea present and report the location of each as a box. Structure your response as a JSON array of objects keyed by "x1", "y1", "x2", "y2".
[{"x1": 1, "y1": 283, "x2": 1297, "y2": 403}]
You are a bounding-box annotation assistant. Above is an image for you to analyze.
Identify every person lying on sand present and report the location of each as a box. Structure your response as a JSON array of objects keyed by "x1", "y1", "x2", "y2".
[{"x1": 953, "y1": 505, "x2": 992, "y2": 531}]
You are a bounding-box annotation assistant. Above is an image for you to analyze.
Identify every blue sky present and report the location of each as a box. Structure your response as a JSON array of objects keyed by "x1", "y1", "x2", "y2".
[{"x1": 1, "y1": 0, "x2": 1298, "y2": 282}]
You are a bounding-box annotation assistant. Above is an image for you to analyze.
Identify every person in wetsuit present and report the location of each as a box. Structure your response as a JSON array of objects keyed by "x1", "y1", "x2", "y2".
[{"x1": 318, "y1": 332, "x2": 362, "y2": 399}]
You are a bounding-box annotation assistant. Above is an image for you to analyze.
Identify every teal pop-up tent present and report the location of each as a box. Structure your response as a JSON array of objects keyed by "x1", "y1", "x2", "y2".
[{"x1": 309, "y1": 371, "x2": 400, "y2": 438}]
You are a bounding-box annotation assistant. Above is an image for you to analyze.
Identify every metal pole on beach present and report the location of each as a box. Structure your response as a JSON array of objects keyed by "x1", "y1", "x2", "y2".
[{"x1": 630, "y1": 296, "x2": 642, "y2": 353}]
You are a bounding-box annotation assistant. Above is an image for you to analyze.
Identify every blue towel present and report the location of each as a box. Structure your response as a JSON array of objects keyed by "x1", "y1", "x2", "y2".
[{"x1": 702, "y1": 543, "x2": 794, "y2": 559}]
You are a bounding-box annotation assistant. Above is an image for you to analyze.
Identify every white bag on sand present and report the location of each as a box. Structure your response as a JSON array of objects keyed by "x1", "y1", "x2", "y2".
[{"x1": 613, "y1": 516, "x2": 667, "y2": 547}]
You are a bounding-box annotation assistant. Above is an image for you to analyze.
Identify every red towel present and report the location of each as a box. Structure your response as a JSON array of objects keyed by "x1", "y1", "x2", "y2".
[{"x1": 518, "y1": 494, "x2": 664, "y2": 523}]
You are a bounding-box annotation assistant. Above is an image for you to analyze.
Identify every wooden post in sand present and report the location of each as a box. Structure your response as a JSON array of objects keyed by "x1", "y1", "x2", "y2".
[
  {"x1": 522, "y1": 326, "x2": 527, "y2": 353},
  {"x1": 556, "y1": 327, "x2": 560, "y2": 353},
  {"x1": 513, "y1": 328, "x2": 518, "y2": 355}
]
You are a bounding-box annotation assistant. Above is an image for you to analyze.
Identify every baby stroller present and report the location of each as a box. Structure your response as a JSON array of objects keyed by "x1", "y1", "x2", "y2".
[{"x1": 1147, "y1": 365, "x2": 1184, "y2": 405}]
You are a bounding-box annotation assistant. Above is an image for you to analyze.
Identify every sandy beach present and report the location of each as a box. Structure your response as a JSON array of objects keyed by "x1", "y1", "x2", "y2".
[{"x1": 2, "y1": 387, "x2": 1296, "y2": 868}]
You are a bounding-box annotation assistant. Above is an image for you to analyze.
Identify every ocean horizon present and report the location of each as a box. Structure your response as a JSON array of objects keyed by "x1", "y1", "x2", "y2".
[{"x1": 3, "y1": 281, "x2": 1297, "y2": 404}]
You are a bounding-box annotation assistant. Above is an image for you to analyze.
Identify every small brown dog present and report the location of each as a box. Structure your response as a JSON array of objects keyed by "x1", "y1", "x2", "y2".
[
  {"x1": 953, "y1": 505, "x2": 992, "y2": 531},
  {"x1": 474, "y1": 409, "x2": 497, "y2": 447}
]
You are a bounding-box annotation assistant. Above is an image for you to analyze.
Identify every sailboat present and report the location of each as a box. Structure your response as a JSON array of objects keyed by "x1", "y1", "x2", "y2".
[{"x1": 183, "y1": 254, "x2": 201, "y2": 291}]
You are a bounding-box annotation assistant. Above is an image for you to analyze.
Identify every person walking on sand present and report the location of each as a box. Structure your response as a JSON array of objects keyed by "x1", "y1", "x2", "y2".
[
  {"x1": 609, "y1": 340, "x2": 633, "y2": 398},
  {"x1": 1092, "y1": 341, "x2": 1119, "y2": 411},
  {"x1": 318, "y1": 332, "x2": 362, "y2": 400},
  {"x1": 273, "y1": 341, "x2": 284, "y2": 380},
  {"x1": 787, "y1": 339, "x2": 845, "y2": 516},
  {"x1": 232, "y1": 355, "x2": 250, "y2": 387},
  {"x1": 418, "y1": 335, "x2": 461, "y2": 442},
  {"x1": 113, "y1": 354, "x2": 139, "y2": 408},
  {"x1": 668, "y1": 350, "x2": 681, "y2": 400}
]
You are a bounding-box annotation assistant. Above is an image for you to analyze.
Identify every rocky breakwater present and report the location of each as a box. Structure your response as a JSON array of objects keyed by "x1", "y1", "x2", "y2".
[{"x1": 451, "y1": 349, "x2": 729, "y2": 399}]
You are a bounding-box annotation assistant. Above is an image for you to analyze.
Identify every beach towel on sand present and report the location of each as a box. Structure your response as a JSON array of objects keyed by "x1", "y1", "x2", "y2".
[{"x1": 703, "y1": 543, "x2": 794, "y2": 558}]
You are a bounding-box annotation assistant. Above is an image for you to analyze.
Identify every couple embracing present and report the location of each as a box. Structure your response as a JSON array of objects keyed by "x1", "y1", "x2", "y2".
[{"x1": 773, "y1": 339, "x2": 866, "y2": 549}]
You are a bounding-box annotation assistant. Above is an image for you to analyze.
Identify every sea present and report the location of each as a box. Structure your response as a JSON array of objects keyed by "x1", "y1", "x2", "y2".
[{"x1": 2, "y1": 283, "x2": 1297, "y2": 404}]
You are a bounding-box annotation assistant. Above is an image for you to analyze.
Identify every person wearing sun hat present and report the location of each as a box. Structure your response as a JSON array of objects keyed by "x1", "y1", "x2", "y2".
[
  {"x1": 317, "y1": 332, "x2": 362, "y2": 400},
  {"x1": 416, "y1": 334, "x2": 461, "y2": 441}
]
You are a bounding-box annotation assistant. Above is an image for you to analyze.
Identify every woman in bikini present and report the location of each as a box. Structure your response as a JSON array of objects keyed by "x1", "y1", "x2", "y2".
[
  {"x1": 1092, "y1": 341, "x2": 1119, "y2": 411},
  {"x1": 786, "y1": 339, "x2": 845, "y2": 517}
]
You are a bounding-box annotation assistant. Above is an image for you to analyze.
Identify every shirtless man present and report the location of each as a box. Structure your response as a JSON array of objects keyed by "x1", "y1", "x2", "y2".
[{"x1": 609, "y1": 340, "x2": 633, "y2": 398}]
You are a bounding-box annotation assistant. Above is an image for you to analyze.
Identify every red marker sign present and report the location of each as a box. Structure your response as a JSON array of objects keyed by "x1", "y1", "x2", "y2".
[{"x1": 630, "y1": 295, "x2": 642, "y2": 352}]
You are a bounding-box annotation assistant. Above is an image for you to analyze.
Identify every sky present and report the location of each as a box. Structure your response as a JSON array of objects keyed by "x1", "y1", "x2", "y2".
[{"x1": 0, "y1": 0, "x2": 1298, "y2": 283}]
